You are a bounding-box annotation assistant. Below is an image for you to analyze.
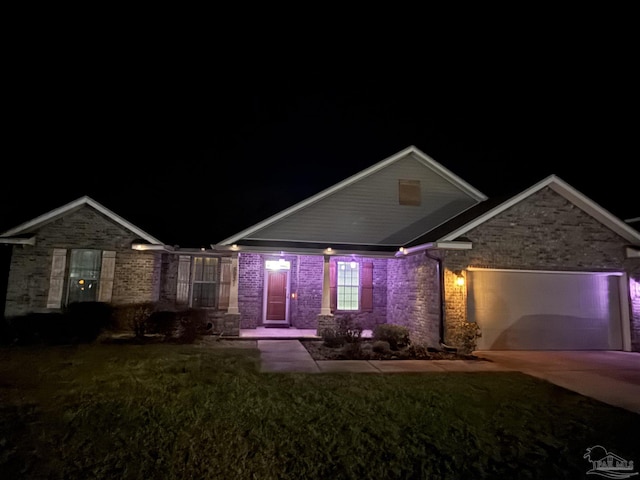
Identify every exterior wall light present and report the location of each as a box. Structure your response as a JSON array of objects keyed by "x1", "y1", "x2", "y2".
[{"x1": 455, "y1": 275, "x2": 465, "y2": 287}]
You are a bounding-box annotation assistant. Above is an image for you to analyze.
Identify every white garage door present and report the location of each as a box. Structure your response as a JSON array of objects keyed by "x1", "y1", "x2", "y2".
[{"x1": 468, "y1": 269, "x2": 623, "y2": 350}]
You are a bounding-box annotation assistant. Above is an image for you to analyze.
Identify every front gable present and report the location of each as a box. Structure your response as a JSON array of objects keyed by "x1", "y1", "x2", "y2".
[
  {"x1": 217, "y1": 146, "x2": 487, "y2": 249},
  {"x1": 0, "y1": 196, "x2": 163, "y2": 246},
  {"x1": 439, "y1": 175, "x2": 640, "y2": 246}
]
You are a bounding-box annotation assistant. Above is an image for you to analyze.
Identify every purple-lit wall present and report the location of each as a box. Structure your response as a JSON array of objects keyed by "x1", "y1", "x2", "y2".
[{"x1": 236, "y1": 253, "x2": 388, "y2": 330}]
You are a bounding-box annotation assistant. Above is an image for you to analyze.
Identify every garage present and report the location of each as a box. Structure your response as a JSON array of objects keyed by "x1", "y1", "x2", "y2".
[{"x1": 467, "y1": 269, "x2": 625, "y2": 350}]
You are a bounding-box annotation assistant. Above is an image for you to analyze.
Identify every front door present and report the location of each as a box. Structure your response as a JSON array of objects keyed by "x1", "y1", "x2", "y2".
[{"x1": 264, "y1": 269, "x2": 289, "y2": 325}]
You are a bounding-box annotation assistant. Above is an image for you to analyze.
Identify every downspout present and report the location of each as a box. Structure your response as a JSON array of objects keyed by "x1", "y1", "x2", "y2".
[{"x1": 424, "y1": 249, "x2": 458, "y2": 353}]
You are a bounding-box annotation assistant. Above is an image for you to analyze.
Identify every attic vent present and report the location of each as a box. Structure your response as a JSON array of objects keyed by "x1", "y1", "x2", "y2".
[{"x1": 398, "y1": 179, "x2": 421, "y2": 206}]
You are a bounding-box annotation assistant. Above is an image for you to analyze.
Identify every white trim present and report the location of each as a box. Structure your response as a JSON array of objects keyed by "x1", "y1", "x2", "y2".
[
  {"x1": 1, "y1": 196, "x2": 164, "y2": 245},
  {"x1": 0, "y1": 236, "x2": 36, "y2": 245},
  {"x1": 217, "y1": 146, "x2": 487, "y2": 245},
  {"x1": 395, "y1": 241, "x2": 472, "y2": 257},
  {"x1": 619, "y1": 274, "x2": 632, "y2": 352},
  {"x1": 262, "y1": 261, "x2": 291, "y2": 325},
  {"x1": 439, "y1": 175, "x2": 640, "y2": 244},
  {"x1": 625, "y1": 246, "x2": 640, "y2": 258},
  {"x1": 467, "y1": 266, "x2": 624, "y2": 276}
]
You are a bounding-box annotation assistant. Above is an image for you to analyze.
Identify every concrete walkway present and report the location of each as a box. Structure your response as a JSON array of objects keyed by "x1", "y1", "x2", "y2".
[{"x1": 256, "y1": 340, "x2": 640, "y2": 414}]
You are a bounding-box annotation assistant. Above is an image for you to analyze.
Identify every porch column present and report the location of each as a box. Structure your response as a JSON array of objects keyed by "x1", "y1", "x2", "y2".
[
  {"x1": 320, "y1": 254, "x2": 332, "y2": 315},
  {"x1": 227, "y1": 253, "x2": 240, "y2": 314}
]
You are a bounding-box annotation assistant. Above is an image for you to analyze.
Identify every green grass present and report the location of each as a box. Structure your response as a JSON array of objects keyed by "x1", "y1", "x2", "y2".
[{"x1": 1, "y1": 343, "x2": 638, "y2": 479}]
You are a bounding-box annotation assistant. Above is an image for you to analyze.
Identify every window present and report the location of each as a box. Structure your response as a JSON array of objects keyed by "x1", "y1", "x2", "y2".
[
  {"x1": 192, "y1": 257, "x2": 218, "y2": 307},
  {"x1": 47, "y1": 248, "x2": 115, "y2": 309},
  {"x1": 177, "y1": 255, "x2": 226, "y2": 308},
  {"x1": 337, "y1": 261, "x2": 359, "y2": 310},
  {"x1": 67, "y1": 249, "x2": 102, "y2": 303},
  {"x1": 330, "y1": 260, "x2": 373, "y2": 312}
]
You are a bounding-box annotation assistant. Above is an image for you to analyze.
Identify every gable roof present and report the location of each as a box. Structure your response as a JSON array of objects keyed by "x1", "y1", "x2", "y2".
[
  {"x1": 216, "y1": 145, "x2": 487, "y2": 247},
  {"x1": 427, "y1": 175, "x2": 640, "y2": 245},
  {"x1": 0, "y1": 195, "x2": 164, "y2": 245}
]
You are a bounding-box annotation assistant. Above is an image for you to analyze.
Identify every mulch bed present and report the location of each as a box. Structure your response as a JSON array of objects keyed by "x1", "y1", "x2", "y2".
[{"x1": 300, "y1": 339, "x2": 483, "y2": 361}]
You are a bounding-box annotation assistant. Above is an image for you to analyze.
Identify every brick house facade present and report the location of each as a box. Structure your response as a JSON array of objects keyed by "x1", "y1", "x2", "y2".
[{"x1": 1, "y1": 147, "x2": 638, "y2": 353}]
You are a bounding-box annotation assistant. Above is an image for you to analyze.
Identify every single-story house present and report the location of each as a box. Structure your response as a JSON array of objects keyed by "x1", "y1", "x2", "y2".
[{"x1": 2, "y1": 146, "x2": 639, "y2": 352}]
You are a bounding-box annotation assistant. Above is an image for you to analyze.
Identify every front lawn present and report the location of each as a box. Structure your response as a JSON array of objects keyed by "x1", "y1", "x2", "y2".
[{"x1": 1, "y1": 341, "x2": 638, "y2": 479}]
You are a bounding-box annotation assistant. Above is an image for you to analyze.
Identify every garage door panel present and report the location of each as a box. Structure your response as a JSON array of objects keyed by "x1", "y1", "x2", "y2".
[{"x1": 468, "y1": 270, "x2": 622, "y2": 350}]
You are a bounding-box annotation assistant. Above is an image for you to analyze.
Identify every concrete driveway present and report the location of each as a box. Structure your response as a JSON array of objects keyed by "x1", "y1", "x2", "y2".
[{"x1": 473, "y1": 350, "x2": 640, "y2": 414}]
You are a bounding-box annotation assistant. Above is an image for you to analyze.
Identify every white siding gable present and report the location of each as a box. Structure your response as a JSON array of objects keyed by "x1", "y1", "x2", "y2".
[{"x1": 230, "y1": 147, "x2": 485, "y2": 246}]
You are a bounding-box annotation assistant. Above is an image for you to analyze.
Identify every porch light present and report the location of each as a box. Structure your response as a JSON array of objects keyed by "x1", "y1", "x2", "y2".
[{"x1": 455, "y1": 275, "x2": 465, "y2": 287}]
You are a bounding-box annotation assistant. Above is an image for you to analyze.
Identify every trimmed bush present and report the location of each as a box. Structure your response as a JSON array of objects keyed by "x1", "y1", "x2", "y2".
[
  {"x1": 64, "y1": 301, "x2": 114, "y2": 342},
  {"x1": 372, "y1": 324, "x2": 411, "y2": 350},
  {"x1": 112, "y1": 302, "x2": 156, "y2": 338},
  {"x1": 321, "y1": 314, "x2": 363, "y2": 348},
  {"x1": 2, "y1": 302, "x2": 113, "y2": 345}
]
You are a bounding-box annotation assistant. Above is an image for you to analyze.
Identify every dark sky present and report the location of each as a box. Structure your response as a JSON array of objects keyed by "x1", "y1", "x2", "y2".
[{"x1": 2, "y1": 14, "x2": 637, "y2": 247}]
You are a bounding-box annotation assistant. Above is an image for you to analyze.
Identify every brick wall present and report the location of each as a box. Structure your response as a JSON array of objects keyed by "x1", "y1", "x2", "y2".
[
  {"x1": 236, "y1": 253, "x2": 388, "y2": 330},
  {"x1": 388, "y1": 252, "x2": 441, "y2": 347},
  {"x1": 237, "y1": 252, "x2": 263, "y2": 328},
  {"x1": 442, "y1": 187, "x2": 638, "y2": 351},
  {"x1": 293, "y1": 255, "x2": 322, "y2": 328},
  {"x1": 4, "y1": 206, "x2": 160, "y2": 317}
]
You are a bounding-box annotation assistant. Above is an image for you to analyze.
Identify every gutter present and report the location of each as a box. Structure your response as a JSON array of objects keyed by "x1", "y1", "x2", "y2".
[{"x1": 423, "y1": 249, "x2": 459, "y2": 353}]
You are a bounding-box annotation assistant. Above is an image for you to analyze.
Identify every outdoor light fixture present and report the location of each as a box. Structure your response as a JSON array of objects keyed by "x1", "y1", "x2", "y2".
[{"x1": 453, "y1": 270, "x2": 465, "y2": 286}]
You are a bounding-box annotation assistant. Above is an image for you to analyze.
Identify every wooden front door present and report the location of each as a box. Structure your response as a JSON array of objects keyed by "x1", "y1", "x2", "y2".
[{"x1": 264, "y1": 269, "x2": 289, "y2": 325}]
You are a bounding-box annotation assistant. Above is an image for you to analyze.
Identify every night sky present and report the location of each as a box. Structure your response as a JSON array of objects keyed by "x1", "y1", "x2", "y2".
[{"x1": 2, "y1": 14, "x2": 637, "y2": 248}]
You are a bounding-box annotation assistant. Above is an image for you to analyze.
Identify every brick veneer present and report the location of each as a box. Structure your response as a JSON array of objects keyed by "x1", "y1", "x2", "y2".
[
  {"x1": 237, "y1": 253, "x2": 388, "y2": 330},
  {"x1": 441, "y1": 187, "x2": 639, "y2": 352},
  {"x1": 4, "y1": 206, "x2": 161, "y2": 318},
  {"x1": 387, "y1": 253, "x2": 441, "y2": 347}
]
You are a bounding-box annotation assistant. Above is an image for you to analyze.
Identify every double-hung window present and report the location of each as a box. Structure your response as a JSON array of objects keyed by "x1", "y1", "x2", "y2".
[
  {"x1": 337, "y1": 261, "x2": 360, "y2": 310},
  {"x1": 330, "y1": 260, "x2": 373, "y2": 312},
  {"x1": 177, "y1": 255, "x2": 230, "y2": 308},
  {"x1": 192, "y1": 257, "x2": 218, "y2": 308}
]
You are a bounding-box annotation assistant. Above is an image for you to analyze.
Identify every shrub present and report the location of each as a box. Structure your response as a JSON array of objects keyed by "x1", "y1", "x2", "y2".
[
  {"x1": 321, "y1": 328, "x2": 345, "y2": 348},
  {"x1": 321, "y1": 315, "x2": 363, "y2": 348},
  {"x1": 2, "y1": 312, "x2": 65, "y2": 345},
  {"x1": 171, "y1": 308, "x2": 208, "y2": 344},
  {"x1": 2, "y1": 302, "x2": 113, "y2": 345},
  {"x1": 372, "y1": 324, "x2": 411, "y2": 350},
  {"x1": 63, "y1": 301, "x2": 114, "y2": 342},
  {"x1": 112, "y1": 302, "x2": 156, "y2": 338},
  {"x1": 147, "y1": 310, "x2": 178, "y2": 338},
  {"x1": 372, "y1": 340, "x2": 391, "y2": 354}
]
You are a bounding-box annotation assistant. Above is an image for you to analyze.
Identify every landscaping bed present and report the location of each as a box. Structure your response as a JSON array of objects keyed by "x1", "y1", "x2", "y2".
[{"x1": 300, "y1": 338, "x2": 482, "y2": 361}]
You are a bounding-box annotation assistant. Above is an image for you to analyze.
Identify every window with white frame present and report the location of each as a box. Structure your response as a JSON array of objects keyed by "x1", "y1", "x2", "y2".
[{"x1": 337, "y1": 261, "x2": 360, "y2": 310}]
